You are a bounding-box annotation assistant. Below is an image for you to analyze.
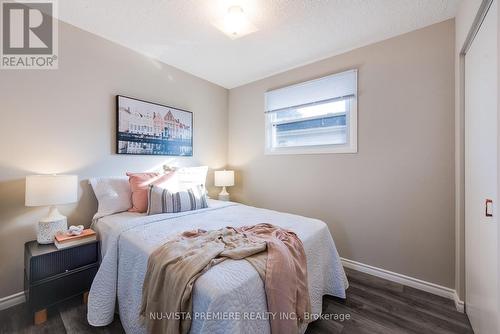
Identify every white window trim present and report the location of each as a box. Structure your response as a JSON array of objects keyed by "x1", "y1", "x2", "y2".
[{"x1": 264, "y1": 71, "x2": 358, "y2": 155}]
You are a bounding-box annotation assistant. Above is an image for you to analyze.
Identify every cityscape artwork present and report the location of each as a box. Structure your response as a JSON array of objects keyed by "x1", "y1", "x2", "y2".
[{"x1": 116, "y1": 95, "x2": 193, "y2": 156}]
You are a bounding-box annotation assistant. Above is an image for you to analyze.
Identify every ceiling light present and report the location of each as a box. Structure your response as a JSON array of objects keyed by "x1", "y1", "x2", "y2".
[
  {"x1": 213, "y1": 4, "x2": 257, "y2": 39},
  {"x1": 225, "y1": 6, "x2": 245, "y2": 36}
]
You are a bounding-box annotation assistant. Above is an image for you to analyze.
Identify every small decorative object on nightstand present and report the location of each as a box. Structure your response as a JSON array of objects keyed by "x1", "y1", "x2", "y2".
[
  {"x1": 24, "y1": 239, "x2": 99, "y2": 325},
  {"x1": 214, "y1": 170, "x2": 235, "y2": 201},
  {"x1": 25, "y1": 175, "x2": 78, "y2": 244}
]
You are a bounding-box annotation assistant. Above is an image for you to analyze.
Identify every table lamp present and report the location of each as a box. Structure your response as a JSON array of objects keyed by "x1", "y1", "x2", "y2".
[
  {"x1": 214, "y1": 170, "x2": 234, "y2": 201},
  {"x1": 25, "y1": 175, "x2": 78, "y2": 244}
]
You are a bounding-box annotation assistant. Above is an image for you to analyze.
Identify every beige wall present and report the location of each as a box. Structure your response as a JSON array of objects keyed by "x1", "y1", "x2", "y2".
[
  {"x1": 0, "y1": 21, "x2": 228, "y2": 298},
  {"x1": 454, "y1": 0, "x2": 483, "y2": 302},
  {"x1": 228, "y1": 20, "x2": 456, "y2": 288},
  {"x1": 0, "y1": 17, "x2": 459, "y2": 299}
]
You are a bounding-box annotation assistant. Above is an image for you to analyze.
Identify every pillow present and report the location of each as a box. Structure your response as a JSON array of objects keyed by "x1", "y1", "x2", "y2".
[
  {"x1": 89, "y1": 177, "x2": 132, "y2": 219},
  {"x1": 147, "y1": 184, "x2": 208, "y2": 215},
  {"x1": 165, "y1": 166, "x2": 208, "y2": 190},
  {"x1": 127, "y1": 172, "x2": 177, "y2": 213}
]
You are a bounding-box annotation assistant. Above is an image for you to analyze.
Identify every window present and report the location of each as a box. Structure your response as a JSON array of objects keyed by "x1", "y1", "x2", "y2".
[{"x1": 265, "y1": 69, "x2": 357, "y2": 154}]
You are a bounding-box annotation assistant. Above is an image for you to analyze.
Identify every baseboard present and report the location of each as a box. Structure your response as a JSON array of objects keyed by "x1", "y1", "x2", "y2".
[
  {"x1": 0, "y1": 260, "x2": 466, "y2": 314},
  {"x1": 0, "y1": 291, "x2": 25, "y2": 311},
  {"x1": 341, "y1": 257, "x2": 465, "y2": 313},
  {"x1": 453, "y1": 291, "x2": 465, "y2": 313}
]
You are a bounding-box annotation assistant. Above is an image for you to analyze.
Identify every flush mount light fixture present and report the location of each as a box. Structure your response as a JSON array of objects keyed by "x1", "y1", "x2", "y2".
[
  {"x1": 225, "y1": 6, "x2": 245, "y2": 36},
  {"x1": 213, "y1": 5, "x2": 257, "y2": 39}
]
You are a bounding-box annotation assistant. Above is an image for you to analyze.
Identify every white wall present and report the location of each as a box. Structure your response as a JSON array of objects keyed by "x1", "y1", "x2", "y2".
[{"x1": 0, "y1": 21, "x2": 229, "y2": 298}]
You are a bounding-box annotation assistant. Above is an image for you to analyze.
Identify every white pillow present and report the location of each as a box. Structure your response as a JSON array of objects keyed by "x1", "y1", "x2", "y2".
[
  {"x1": 171, "y1": 166, "x2": 208, "y2": 190},
  {"x1": 89, "y1": 177, "x2": 132, "y2": 219}
]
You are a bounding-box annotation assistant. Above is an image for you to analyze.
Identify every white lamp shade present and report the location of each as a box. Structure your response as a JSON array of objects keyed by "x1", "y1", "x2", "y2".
[
  {"x1": 25, "y1": 175, "x2": 78, "y2": 207},
  {"x1": 214, "y1": 170, "x2": 235, "y2": 187}
]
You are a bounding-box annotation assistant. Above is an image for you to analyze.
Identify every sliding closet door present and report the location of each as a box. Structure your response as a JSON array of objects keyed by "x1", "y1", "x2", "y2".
[{"x1": 464, "y1": 1, "x2": 498, "y2": 333}]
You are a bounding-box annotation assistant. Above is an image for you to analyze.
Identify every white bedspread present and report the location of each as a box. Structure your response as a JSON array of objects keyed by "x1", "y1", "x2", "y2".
[{"x1": 87, "y1": 200, "x2": 347, "y2": 334}]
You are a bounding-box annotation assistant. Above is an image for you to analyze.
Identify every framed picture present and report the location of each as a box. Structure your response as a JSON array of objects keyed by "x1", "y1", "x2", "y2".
[{"x1": 116, "y1": 95, "x2": 193, "y2": 156}]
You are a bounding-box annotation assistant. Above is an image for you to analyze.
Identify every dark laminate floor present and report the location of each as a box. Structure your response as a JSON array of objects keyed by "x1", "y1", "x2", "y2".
[
  {"x1": 306, "y1": 268, "x2": 473, "y2": 334},
  {"x1": 0, "y1": 268, "x2": 473, "y2": 334}
]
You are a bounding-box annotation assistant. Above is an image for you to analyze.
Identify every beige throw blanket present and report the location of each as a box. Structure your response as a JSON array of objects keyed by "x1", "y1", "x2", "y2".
[{"x1": 140, "y1": 223, "x2": 311, "y2": 334}]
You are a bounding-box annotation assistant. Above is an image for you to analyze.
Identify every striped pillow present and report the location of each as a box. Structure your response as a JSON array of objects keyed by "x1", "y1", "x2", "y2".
[{"x1": 147, "y1": 184, "x2": 208, "y2": 215}]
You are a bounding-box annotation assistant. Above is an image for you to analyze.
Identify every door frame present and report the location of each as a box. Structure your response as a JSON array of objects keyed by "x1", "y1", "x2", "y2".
[{"x1": 459, "y1": 0, "x2": 497, "y2": 316}]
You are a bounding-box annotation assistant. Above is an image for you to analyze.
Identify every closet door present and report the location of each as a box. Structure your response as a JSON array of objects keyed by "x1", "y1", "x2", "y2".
[{"x1": 464, "y1": 1, "x2": 498, "y2": 333}]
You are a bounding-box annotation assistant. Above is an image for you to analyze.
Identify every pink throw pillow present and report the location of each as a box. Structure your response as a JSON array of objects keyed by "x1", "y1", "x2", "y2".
[{"x1": 127, "y1": 172, "x2": 176, "y2": 213}]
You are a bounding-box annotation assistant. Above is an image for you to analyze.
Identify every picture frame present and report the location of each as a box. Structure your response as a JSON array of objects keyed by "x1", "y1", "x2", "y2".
[{"x1": 116, "y1": 95, "x2": 193, "y2": 156}]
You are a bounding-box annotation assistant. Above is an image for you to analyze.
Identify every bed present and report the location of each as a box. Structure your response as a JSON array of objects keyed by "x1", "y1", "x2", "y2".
[{"x1": 87, "y1": 199, "x2": 348, "y2": 334}]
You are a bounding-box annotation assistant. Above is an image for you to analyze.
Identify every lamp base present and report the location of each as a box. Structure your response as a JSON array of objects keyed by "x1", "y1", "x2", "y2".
[
  {"x1": 218, "y1": 186, "x2": 230, "y2": 201},
  {"x1": 37, "y1": 207, "x2": 68, "y2": 244}
]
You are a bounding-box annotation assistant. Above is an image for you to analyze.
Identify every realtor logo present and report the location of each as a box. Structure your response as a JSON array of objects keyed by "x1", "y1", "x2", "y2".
[{"x1": 1, "y1": 0, "x2": 58, "y2": 69}]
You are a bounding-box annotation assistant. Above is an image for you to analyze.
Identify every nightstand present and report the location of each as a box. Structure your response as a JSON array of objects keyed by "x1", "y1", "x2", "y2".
[{"x1": 24, "y1": 240, "x2": 99, "y2": 325}]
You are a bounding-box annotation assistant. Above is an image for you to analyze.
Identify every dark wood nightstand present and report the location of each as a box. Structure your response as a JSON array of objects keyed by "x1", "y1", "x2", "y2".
[{"x1": 24, "y1": 240, "x2": 99, "y2": 325}]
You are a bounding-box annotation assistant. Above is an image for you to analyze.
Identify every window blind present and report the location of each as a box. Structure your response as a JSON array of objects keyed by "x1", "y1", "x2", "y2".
[{"x1": 265, "y1": 69, "x2": 357, "y2": 113}]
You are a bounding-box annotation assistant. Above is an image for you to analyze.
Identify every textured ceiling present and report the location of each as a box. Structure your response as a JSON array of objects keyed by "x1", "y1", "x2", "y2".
[{"x1": 59, "y1": 0, "x2": 460, "y2": 88}]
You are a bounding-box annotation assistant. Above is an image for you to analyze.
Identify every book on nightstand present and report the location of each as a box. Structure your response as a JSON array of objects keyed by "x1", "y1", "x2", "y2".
[{"x1": 54, "y1": 229, "x2": 97, "y2": 249}]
